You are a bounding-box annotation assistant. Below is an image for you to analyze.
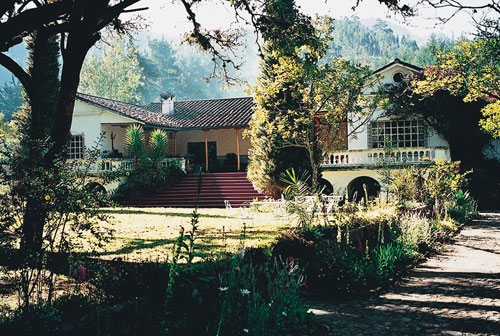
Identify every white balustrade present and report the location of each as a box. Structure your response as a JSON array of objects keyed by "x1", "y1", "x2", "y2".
[
  {"x1": 67, "y1": 158, "x2": 186, "y2": 174},
  {"x1": 323, "y1": 148, "x2": 450, "y2": 167}
]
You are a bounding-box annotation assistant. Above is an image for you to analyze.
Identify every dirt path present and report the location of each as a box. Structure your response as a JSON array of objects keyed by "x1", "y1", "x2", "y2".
[{"x1": 306, "y1": 212, "x2": 500, "y2": 336}]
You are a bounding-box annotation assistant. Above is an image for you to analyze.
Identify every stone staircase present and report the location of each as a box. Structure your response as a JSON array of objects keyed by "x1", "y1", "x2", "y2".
[{"x1": 121, "y1": 172, "x2": 269, "y2": 208}]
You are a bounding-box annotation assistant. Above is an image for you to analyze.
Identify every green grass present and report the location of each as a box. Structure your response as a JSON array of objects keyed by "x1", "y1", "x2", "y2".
[{"x1": 79, "y1": 207, "x2": 294, "y2": 262}]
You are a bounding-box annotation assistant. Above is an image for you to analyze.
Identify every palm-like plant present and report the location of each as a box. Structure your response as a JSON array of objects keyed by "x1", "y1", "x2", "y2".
[
  {"x1": 280, "y1": 168, "x2": 317, "y2": 228},
  {"x1": 125, "y1": 124, "x2": 145, "y2": 168},
  {"x1": 149, "y1": 129, "x2": 168, "y2": 168}
]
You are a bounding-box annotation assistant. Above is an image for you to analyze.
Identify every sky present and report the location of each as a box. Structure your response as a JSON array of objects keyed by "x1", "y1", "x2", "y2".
[{"x1": 137, "y1": 0, "x2": 477, "y2": 44}]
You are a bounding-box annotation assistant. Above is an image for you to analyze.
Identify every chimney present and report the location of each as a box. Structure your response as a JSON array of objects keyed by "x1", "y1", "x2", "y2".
[{"x1": 160, "y1": 92, "x2": 175, "y2": 115}]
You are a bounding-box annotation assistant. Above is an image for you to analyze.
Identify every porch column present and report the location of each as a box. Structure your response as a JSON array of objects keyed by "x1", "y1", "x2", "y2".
[
  {"x1": 235, "y1": 128, "x2": 241, "y2": 171},
  {"x1": 173, "y1": 131, "x2": 177, "y2": 155},
  {"x1": 204, "y1": 129, "x2": 209, "y2": 172}
]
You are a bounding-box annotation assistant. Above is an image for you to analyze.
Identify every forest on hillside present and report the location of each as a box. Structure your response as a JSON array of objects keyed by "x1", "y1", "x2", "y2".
[{"x1": 0, "y1": 16, "x2": 455, "y2": 121}]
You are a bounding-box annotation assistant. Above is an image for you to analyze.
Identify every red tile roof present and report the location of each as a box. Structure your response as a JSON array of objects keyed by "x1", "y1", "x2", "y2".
[{"x1": 76, "y1": 93, "x2": 254, "y2": 130}]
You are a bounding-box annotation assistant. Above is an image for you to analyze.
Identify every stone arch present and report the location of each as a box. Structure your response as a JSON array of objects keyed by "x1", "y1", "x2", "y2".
[
  {"x1": 347, "y1": 176, "x2": 380, "y2": 203},
  {"x1": 84, "y1": 181, "x2": 107, "y2": 195},
  {"x1": 318, "y1": 177, "x2": 334, "y2": 195},
  {"x1": 84, "y1": 181, "x2": 108, "y2": 206}
]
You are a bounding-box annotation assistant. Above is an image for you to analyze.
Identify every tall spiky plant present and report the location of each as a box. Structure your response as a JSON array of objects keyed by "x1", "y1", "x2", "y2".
[
  {"x1": 148, "y1": 129, "x2": 168, "y2": 168},
  {"x1": 125, "y1": 124, "x2": 145, "y2": 169}
]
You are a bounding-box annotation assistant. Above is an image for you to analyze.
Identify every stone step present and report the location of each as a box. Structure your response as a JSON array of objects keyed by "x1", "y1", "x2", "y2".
[{"x1": 121, "y1": 172, "x2": 269, "y2": 208}]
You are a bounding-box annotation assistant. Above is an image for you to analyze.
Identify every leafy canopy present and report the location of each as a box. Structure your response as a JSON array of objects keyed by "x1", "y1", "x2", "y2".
[
  {"x1": 412, "y1": 38, "x2": 500, "y2": 138},
  {"x1": 79, "y1": 34, "x2": 143, "y2": 103},
  {"x1": 247, "y1": 9, "x2": 372, "y2": 194}
]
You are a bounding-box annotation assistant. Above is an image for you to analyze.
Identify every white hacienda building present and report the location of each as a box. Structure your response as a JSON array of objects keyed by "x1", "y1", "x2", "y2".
[{"x1": 70, "y1": 59, "x2": 498, "y2": 201}]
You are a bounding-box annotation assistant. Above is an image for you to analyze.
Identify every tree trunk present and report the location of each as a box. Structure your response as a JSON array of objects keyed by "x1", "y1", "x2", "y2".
[
  {"x1": 21, "y1": 198, "x2": 47, "y2": 262},
  {"x1": 21, "y1": 74, "x2": 48, "y2": 261},
  {"x1": 21, "y1": 30, "x2": 97, "y2": 258},
  {"x1": 49, "y1": 31, "x2": 97, "y2": 163}
]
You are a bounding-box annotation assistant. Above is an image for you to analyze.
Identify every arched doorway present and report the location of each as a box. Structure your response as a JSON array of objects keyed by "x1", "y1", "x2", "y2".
[
  {"x1": 318, "y1": 177, "x2": 334, "y2": 195},
  {"x1": 347, "y1": 176, "x2": 380, "y2": 203}
]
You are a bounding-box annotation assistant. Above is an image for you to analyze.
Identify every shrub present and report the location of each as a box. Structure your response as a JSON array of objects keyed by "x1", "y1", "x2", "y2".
[
  {"x1": 111, "y1": 163, "x2": 183, "y2": 202},
  {"x1": 397, "y1": 212, "x2": 435, "y2": 257},
  {"x1": 391, "y1": 165, "x2": 428, "y2": 206},
  {"x1": 271, "y1": 206, "x2": 440, "y2": 297},
  {"x1": 448, "y1": 190, "x2": 478, "y2": 223}
]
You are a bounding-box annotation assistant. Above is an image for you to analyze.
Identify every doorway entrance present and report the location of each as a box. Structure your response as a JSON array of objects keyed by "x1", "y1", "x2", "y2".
[{"x1": 187, "y1": 141, "x2": 217, "y2": 172}]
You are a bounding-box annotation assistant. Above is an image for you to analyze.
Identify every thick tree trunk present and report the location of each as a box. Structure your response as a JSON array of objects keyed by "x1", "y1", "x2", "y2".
[
  {"x1": 21, "y1": 198, "x2": 47, "y2": 262},
  {"x1": 21, "y1": 76, "x2": 48, "y2": 261},
  {"x1": 49, "y1": 32, "x2": 97, "y2": 162},
  {"x1": 21, "y1": 31, "x2": 97, "y2": 258}
]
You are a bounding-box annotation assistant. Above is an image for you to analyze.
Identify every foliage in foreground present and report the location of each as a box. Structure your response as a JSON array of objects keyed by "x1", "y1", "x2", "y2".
[
  {"x1": 0, "y1": 158, "x2": 478, "y2": 334},
  {"x1": 0, "y1": 251, "x2": 324, "y2": 336},
  {"x1": 0, "y1": 133, "x2": 116, "y2": 308}
]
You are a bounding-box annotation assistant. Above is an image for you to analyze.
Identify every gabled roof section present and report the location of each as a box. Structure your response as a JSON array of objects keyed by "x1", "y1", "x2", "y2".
[
  {"x1": 77, "y1": 93, "x2": 254, "y2": 131},
  {"x1": 144, "y1": 96, "x2": 255, "y2": 130},
  {"x1": 76, "y1": 93, "x2": 182, "y2": 129},
  {"x1": 372, "y1": 58, "x2": 422, "y2": 75}
]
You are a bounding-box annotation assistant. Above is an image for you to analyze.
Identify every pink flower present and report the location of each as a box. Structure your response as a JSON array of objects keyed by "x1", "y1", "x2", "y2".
[
  {"x1": 357, "y1": 241, "x2": 364, "y2": 252},
  {"x1": 73, "y1": 264, "x2": 87, "y2": 283}
]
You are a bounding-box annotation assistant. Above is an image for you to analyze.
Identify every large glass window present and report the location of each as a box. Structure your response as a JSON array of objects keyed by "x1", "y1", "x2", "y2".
[
  {"x1": 68, "y1": 134, "x2": 84, "y2": 159},
  {"x1": 370, "y1": 120, "x2": 425, "y2": 149}
]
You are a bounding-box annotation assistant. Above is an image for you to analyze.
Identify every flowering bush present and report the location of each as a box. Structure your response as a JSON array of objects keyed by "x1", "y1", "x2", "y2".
[{"x1": 0, "y1": 135, "x2": 116, "y2": 307}]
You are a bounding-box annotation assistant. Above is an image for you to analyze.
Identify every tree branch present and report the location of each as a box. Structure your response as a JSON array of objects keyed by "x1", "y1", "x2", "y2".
[{"x1": 0, "y1": 52, "x2": 32, "y2": 93}]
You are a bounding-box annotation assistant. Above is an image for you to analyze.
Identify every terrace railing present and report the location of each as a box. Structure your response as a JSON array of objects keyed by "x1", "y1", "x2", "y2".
[
  {"x1": 322, "y1": 147, "x2": 450, "y2": 167},
  {"x1": 67, "y1": 158, "x2": 186, "y2": 174}
]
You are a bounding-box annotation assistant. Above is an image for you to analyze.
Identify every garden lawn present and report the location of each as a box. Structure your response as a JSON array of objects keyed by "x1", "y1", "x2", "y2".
[{"x1": 85, "y1": 207, "x2": 293, "y2": 262}]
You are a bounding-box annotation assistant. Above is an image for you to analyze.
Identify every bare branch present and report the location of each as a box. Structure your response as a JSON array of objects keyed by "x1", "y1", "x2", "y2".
[
  {"x1": 179, "y1": 0, "x2": 249, "y2": 85},
  {"x1": 421, "y1": 0, "x2": 500, "y2": 27}
]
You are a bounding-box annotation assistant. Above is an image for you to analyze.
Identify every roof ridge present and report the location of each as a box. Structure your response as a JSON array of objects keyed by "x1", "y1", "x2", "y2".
[
  {"x1": 77, "y1": 92, "x2": 144, "y2": 108},
  {"x1": 175, "y1": 96, "x2": 252, "y2": 103}
]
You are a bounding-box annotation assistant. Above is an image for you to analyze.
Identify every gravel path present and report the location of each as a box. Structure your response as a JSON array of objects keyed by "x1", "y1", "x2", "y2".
[{"x1": 306, "y1": 212, "x2": 500, "y2": 336}]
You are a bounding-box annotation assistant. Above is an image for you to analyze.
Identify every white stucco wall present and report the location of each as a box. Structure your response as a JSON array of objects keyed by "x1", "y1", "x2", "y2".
[
  {"x1": 72, "y1": 100, "x2": 141, "y2": 154},
  {"x1": 175, "y1": 128, "x2": 251, "y2": 158},
  {"x1": 484, "y1": 138, "x2": 500, "y2": 161},
  {"x1": 322, "y1": 169, "x2": 383, "y2": 195},
  {"x1": 348, "y1": 62, "x2": 450, "y2": 151}
]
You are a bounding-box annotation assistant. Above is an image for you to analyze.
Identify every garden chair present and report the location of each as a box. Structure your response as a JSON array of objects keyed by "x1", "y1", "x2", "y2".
[{"x1": 224, "y1": 200, "x2": 255, "y2": 227}]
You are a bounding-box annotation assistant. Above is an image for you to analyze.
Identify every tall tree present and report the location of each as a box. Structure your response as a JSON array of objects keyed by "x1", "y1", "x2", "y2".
[
  {"x1": 13, "y1": 30, "x2": 61, "y2": 261},
  {"x1": 0, "y1": 0, "x2": 144, "y2": 257},
  {"x1": 138, "y1": 38, "x2": 181, "y2": 103},
  {"x1": 79, "y1": 34, "x2": 143, "y2": 103},
  {"x1": 247, "y1": 6, "x2": 372, "y2": 195},
  {"x1": 412, "y1": 37, "x2": 500, "y2": 138},
  {"x1": 246, "y1": 0, "x2": 323, "y2": 195},
  {"x1": 0, "y1": 77, "x2": 22, "y2": 120}
]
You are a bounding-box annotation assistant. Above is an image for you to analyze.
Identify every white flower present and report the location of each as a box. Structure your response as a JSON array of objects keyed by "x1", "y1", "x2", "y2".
[
  {"x1": 240, "y1": 288, "x2": 251, "y2": 295},
  {"x1": 243, "y1": 328, "x2": 249, "y2": 333},
  {"x1": 282, "y1": 311, "x2": 287, "y2": 316},
  {"x1": 218, "y1": 287, "x2": 229, "y2": 292}
]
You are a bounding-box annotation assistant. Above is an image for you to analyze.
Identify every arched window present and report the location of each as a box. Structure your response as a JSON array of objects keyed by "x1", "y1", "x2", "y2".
[{"x1": 393, "y1": 72, "x2": 405, "y2": 83}]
